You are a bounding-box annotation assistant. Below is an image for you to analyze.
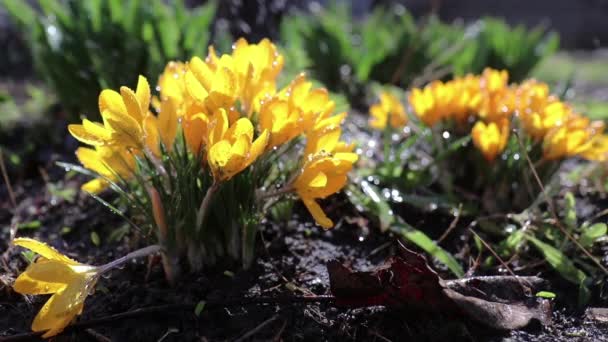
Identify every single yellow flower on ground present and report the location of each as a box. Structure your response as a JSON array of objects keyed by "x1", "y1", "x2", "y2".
[
  {"x1": 12, "y1": 238, "x2": 99, "y2": 338},
  {"x1": 471, "y1": 118, "x2": 510, "y2": 162},
  {"x1": 369, "y1": 92, "x2": 408, "y2": 130}
]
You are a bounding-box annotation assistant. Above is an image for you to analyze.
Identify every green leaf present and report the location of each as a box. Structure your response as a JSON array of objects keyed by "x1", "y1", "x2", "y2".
[
  {"x1": 579, "y1": 223, "x2": 607, "y2": 248},
  {"x1": 527, "y1": 236, "x2": 587, "y2": 285},
  {"x1": 392, "y1": 222, "x2": 464, "y2": 277},
  {"x1": 2, "y1": 0, "x2": 37, "y2": 27},
  {"x1": 563, "y1": 192, "x2": 577, "y2": 229},
  {"x1": 90, "y1": 231, "x2": 101, "y2": 246},
  {"x1": 348, "y1": 182, "x2": 395, "y2": 232},
  {"x1": 18, "y1": 220, "x2": 42, "y2": 230},
  {"x1": 535, "y1": 291, "x2": 556, "y2": 299},
  {"x1": 194, "y1": 300, "x2": 206, "y2": 317}
]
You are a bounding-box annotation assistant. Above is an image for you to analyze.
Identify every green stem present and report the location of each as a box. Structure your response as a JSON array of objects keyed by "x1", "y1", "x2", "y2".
[{"x1": 196, "y1": 181, "x2": 220, "y2": 231}]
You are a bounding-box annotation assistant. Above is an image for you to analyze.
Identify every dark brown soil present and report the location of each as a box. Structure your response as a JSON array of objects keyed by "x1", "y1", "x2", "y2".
[{"x1": 1, "y1": 162, "x2": 608, "y2": 341}]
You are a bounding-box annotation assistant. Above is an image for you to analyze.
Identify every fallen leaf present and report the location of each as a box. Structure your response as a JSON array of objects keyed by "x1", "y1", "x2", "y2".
[{"x1": 328, "y1": 241, "x2": 552, "y2": 330}]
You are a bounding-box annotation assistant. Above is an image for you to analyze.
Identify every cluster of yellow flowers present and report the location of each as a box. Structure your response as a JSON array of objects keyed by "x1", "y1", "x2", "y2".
[
  {"x1": 371, "y1": 68, "x2": 608, "y2": 163},
  {"x1": 68, "y1": 38, "x2": 357, "y2": 228},
  {"x1": 369, "y1": 92, "x2": 408, "y2": 130}
]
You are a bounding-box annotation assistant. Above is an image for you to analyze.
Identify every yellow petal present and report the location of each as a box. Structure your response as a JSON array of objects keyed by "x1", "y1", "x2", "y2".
[
  {"x1": 135, "y1": 75, "x2": 151, "y2": 114},
  {"x1": 68, "y1": 125, "x2": 106, "y2": 146},
  {"x1": 81, "y1": 178, "x2": 109, "y2": 194},
  {"x1": 309, "y1": 171, "x2": 328, "y2": 188},
  {"x1": 98, "y1": 89, "x2": 127, "y2": 117},
  {"x1": 158, "y1": 99, "x2": 177, "y2": 151},
  {"x1": 75, "y1": 147, "x2": 110, "y2": 178},
  {"x1": 82, "y1": 119, "x2": 112, "y2": 141},
  {"x1": 13, "y1": 259, "x2": 74, "y2": 294},
  {"x1": 208, "y1": 140, "x2": 232, "y2": 179},
  {"x1": 13, "y1": 238, "x2": 78, "y2": 265},
  {"x1": 183, "y1": 114, "x2": 209, "y2": 155},
  {"x1": 206, "y1": 66, "x2": 237, "y2": 110},
  {"x1": 120, "y1": 86, "x2": 144, "y2": 122},
  {"x1": 32, "y1": 275, "x2": 95, "y2": 338},
  {"x1": 185, "y1": 69, "x2": 209, "y2": 103},
  {"x1": 226, "y1": 117, "x2": 254, "y2": 142},
  {"x1": 102, "y1": 110, "x2": 143, "y2": 148},
  {"x1": 302, "y1": 199, "x2": 333, "y2": 229},
  {"x1": 143, "y1": 114, "x2": 161, "y2": 157},
  {"x1": 245, "y1": 129, "x2": 269, "y2": 167},
  {"x1": 189, "y1": 56, "x2": 214, "y2": 90},
  {"x1": 208, "y1": 109, "x2": 229, "y2": 146}
]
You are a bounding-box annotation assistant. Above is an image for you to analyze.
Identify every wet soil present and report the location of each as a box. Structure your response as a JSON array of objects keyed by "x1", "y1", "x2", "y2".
[{"x1": 1, "y1": 162, "x2": 608, "y2": 341}]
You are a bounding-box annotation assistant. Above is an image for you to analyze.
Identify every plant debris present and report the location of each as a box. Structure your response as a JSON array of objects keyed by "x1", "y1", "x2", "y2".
[{"x1": 328, "y1": 241, "x2": 552, "y2": 330}]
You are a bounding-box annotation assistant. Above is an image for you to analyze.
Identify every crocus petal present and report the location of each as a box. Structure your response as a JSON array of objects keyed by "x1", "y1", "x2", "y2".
[
  {"x1": 143, "y1": 114, "x2": 161, "y2": 157},
  {"x1": 158, "y1": 99, "x2": 177, "y2": 151},
  {"x1": 81, "y1": 178, "x2": 109, "y2": 194},
  {"x1": 13, "y1": 259, "x2": 75, "y2": 294},
  {"x1": 13, "y1": 238, "x2": 78, "y2": 265},
  {"x1": 245, "y1": 130, "x2": 269, "y2": 167},
  {"x1": 68, "y1": 125, "x2": 106, "y2": 146},
  {"x1": 120, "y1": 86, "x2": 144, "y2": 123},
  {"x1": 302, "y1": 199, "x2": 333, "y2": 229},
  {"x1": 135, "y1": 75, "x2": 151, "y2": 114},
  {"x1": 185, "y1": 70, "x2": 210, "y2": 103},
  {"x1": 98, "y1": 89, "x2": 127, "y2": 116}
]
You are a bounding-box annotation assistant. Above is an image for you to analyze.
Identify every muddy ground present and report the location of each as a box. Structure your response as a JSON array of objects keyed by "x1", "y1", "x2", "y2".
[{"x1": 1, "y1": 128, "x2": 608, "y2": 341}]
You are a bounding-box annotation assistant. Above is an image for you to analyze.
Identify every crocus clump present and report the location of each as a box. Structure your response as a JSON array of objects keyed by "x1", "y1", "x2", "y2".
[
  {"x1": 368, "y1": 68, "x2": 608, "y2": 211},
  {"x1": 68, "y1": 38, "x2": 357, "y2": 277}
]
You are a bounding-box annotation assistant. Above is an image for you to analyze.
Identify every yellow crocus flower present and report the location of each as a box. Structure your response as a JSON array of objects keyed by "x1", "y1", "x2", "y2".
[
  {"x1": 185, "y1": 55, "x2": 238, "y2": 114},
  {"x1": 230, "y1": 38, "x2": 284, "y2": 115},
  {"x1": 258, "y1": 98, "x2": 302, "y2": 149},
  {"x1": 542, "y1": 116, "x2": 605, "y2": 160},
  {"x1": 471, "y1": 118, "x2": 510, "y2": 162},
  {"x1": 12, "y1": 238, "x2": 99, "y2": 338},
  {"x1": 277, "y1": 74, "x2": 337, "y2": 132},
  {"x1": 143, "y1": 99, "x2": 178, "y2": 157},
  {"x1": 580, "y1": 134, "x2": 608, "y2": 161},
  {"x1": 408, "y1": 83, "x2": 444, "y2": 127},
  {"x1": 75, "y1": 146, "x2": 136, "y2": 193},
  {"x1": 369, "y1": 92, "x2": 408, "y2": 130},
  {"x1": 475, "y1": 68, "x2": 514, "y2": 122},
  {"x1": 68, "y1": 76, "x2": 151, "y2": 149},
  {"x1": 206, "y1": 109, "x2": 269, "y2": 182},
  {"x1": 293, "y1": 150, "x2": 358, "y2": 229}
]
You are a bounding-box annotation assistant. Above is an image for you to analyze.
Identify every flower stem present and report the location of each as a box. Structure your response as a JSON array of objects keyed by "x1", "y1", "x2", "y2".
[
  {"x1": 196, "y1": 181, "x2": 220, "y2": 231},
  {"x1": 97, "y1": 245, "x2": 163, "y2": 274},
  {"x1": 256, "y1": 185, "x2": 293, "y2": 201}
]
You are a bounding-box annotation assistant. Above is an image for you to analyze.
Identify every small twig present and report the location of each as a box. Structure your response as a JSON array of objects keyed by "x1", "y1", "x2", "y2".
[
  {"x1": 84, "y1": 329, "x2": 112, "y2": 342},
  {"x1": 514, "y1": 131, "x2": 608, "y2": 275},
  {"x1": 468, "y1": 228, "x2": 532, "y2": 290},
  {"x1": 256, "y1": 185, "x2": 293, "y2": 202},
  {"x1": 437, "y1": 203, "x2": 463, "y2": 244},
  {"x1": 272, "y1": 319, "x2": 287, "y2": 342},
  {"x1": 0, "y1": 148, "x2": 17, "y2": 209},
  {"x1": 233, "y1": 313, "x2": 279, "y2": 342}
]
